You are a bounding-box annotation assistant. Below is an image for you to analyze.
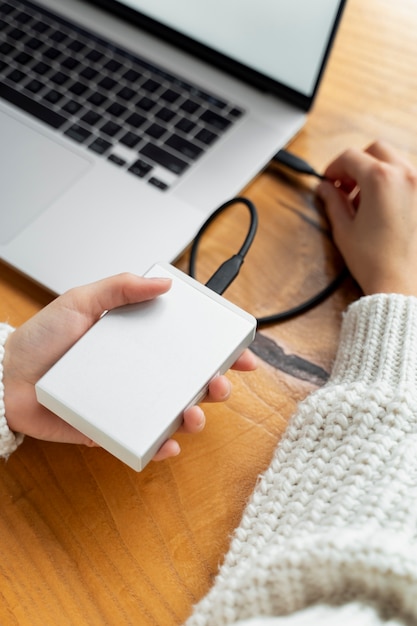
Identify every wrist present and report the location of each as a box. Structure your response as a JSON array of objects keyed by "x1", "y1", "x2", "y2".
[{"x1": 363, "y1": 280, "x2": 417, "y2": 297}]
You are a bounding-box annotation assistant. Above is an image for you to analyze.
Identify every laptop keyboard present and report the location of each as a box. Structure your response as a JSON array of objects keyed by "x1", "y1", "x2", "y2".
[{"x1": 0, "y1": 0, "x2": 244, "y2": 191}]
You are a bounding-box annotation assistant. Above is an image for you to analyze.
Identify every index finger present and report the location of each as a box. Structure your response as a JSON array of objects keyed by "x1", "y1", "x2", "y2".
[
  {"x1": 230, "y1": 348, "x2": 258, "y2": 371},
  {"x1": 323, "y1": 146, "x2": 377, "y2": 188}
]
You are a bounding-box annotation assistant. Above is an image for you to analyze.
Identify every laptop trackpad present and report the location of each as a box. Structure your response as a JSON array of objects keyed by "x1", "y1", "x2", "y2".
[{"x1": 0, "y1": 113, "x2": 90, "y2": 244}]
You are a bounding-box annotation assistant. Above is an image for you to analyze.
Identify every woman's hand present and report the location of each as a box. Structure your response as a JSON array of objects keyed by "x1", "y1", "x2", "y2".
[
  {"x1": 317, "y1": 140, "x2": 417, "y2": 296},
  {"x1": 3, "y1": 273, "x2": 257, "y2": 461}
]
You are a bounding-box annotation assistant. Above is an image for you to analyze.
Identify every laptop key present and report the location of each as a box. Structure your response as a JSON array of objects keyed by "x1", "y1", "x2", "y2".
[
  {"x1": 128, "y1": 159, "x2": 153, "y2": 178},
  {"x1": 98, "y1": 76, "x2": 117, "y2": 91},
  {"x1": 140, "y1": 143, "x2": 188, "y2": 175},
  {"x1": 49, "y1": 30, "x2": 67, "y2": 44},
  {"x1": 0, "y1": 82, "x2": 66, "y2": 129},
  {"x1": 44, "y1": 90, "x2": 63, "y2": 104},
  {"x1": 44, "y1": 47, "x2": 61, "y2": 61},
  {"x1": 26, "y1": 79, "x2": 43, "y2": 94},
  {"x1": 195, "y1": 128, "x2": 217, "y2": 145},
  {"x1": 68, "y1": 39, "x2": 86, "y2": 53},
  {"x1": 120, "y1": 131, "x2": 141, "y2": 148},
  {"x1": 15, "y1": 51, "x2": 32, "y2": 65},
  {"x1": 180, "y1": 99, "x2": 200, "y2": 114},
  {"x1": 25, "y1": 37, "x2": 43, "y2": 51},
  {"x1": 50, "y1": 72, "x2": 68, "y2": 86},
  {"x1": 142, "y1": 78, "x2": 160, "y2": 93},
  {"x1": 160, "y1": 88, "x2": 180, "y2": 103},
  {"x1": 123, "y1": 68, "x2": 142, "y2": 83},
  {"x1": 101, "y1": 120, "x2": 122, "y2": 137},
  {"x1": 200, "y1": 109, "x2": 231, "y2": 131},
  {"x1": 0, "y1": 42, "x2": 13, "y2": 55},
  {"x1": 108, "y1": 154, "x2": 126, "y2": 166},
  {"x1": 156, "y1": 107, "x2": 176, "y2": 123},
  {"x1": 31, "y1": 20, "x2": 49, "y2": 34},
  {"x1": 126, "y1": 112, "x2": 146, "y2": 128},
  {"x1": 175, "y1": 117, "x2": 196, "y2": 133},
  {"x1": 61, "y1": 99, "x2": 82, "y2": 115},
  {"x1": 80, "y1": 66, "x2": 98, "y2": 80},
  {"x1": 8, "y1": 27, "x2": 25, "y2": 41},
  {"x1": 32, "y1": 61, "x2": 49, "y2": 75},
  {"x1": 165, "y1": 134, "x2": 202, "y2": 160},
  {"x1": 148, "y1": 177, "x2": 168, "y2": 191},
  {"x1": 136, "y1": 96, "x2": 154, "y2": 111},
  {"x1": 81, "y1": 110, "x2": 102, "y2": 126},
  {"x1": 107, "y1": 102, "x2": 127, "y2": 117},
  {"x1": 104, "y1": 59, "x2": 122, "y2": 72},
  {"x1": 89, "y1": 137, "x2": 112, "y2": 154},
  {"x1": 145, "y1": 123, "x2": 165, "y2": 140},
  {"x1": 118, "y1": 86, "x2": 135, "y2": 101},
  {"x1": 0, "y1": 4, "x2": 14, "y2": 15},
  {"x1": 86, "y1": 49, "x2": 103, "y2": 63},
  {"x1": 7, "y1": 69, "x2": 25, "y2": 83},
  {"x1": 14, "y1": 11, "x2": 31, "y2": 25},
  {"x1": 229, "y1": 107, "x2": 243, "y2": 118},
  {"x1": 62, "y1": 57, "x2": 80, "y2": 71},
  {"x1": 64, "y1": 124, "x2": 91, "y2": 143},
  {"x1": 68, "y1": 81, "x2": 88, "y2": 96},
  {"x1": 87, "y1": 92, "x2": 107, "y2": 106}
]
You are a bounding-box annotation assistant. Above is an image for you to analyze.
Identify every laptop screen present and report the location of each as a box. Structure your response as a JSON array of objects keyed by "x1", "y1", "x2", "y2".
[{"x1": 90, "y1": 0, "x2": 347, "y2": 109}]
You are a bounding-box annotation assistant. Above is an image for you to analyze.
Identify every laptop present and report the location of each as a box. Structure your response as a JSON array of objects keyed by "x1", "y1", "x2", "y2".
[{"x1": 0, "y1": 0, "x2": 347, "y2": 294}]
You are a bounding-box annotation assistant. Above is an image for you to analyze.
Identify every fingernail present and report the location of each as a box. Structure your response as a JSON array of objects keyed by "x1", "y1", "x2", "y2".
[{"x1": 195, "y1": 406, "x2": 205, "y2": 427}]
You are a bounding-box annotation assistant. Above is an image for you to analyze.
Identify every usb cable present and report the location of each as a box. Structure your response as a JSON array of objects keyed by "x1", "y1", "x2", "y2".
[{"x1": 188, "y1": 151, "x2": 348, "y2": 326}]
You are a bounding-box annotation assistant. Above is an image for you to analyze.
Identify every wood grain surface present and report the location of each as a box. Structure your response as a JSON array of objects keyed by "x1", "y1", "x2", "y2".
[{"x1": 1, "y1": 0, "x2": 417, "y2": 623}]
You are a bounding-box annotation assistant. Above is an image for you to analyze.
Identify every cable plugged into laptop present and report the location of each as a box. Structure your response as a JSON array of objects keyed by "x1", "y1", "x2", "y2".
[{"x1": 271, "y1": 149, "x2": 329, "y2": 180}]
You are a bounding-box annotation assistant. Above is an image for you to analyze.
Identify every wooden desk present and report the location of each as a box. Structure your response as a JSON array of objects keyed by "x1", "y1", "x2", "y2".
[{"x1": 1, "y1": 0, "x2": 416, "y2": 623}]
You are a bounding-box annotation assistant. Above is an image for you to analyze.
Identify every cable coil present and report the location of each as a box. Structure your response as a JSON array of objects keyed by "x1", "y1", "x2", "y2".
[{"x1": 189, "y1": 196, "x2": 347, "y2": 327}]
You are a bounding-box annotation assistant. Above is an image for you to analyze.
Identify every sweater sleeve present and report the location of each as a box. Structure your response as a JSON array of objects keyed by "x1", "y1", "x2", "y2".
[
  {"x1": 185, "y1": 294, "x2": 417, "y2": 626},
  {"x1": 0, "y1": 323, "x2": 24, "y2": 458}
]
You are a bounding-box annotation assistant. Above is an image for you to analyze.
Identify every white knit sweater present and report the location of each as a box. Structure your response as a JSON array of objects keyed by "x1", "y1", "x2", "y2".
[
  {"x1": 0, "y1": 323, "x2": 23, "y2": 458},
  {"x1": 185, "y1": 294, "x2": 417, "y2": 626}
]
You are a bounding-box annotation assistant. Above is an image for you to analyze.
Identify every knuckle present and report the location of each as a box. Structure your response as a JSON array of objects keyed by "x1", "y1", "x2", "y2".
[
  {"x1": 405, "y1": 167, "x2": 417, "y2": 190},
  {"x1": 369, "y1": 160, "x2": 391, "y2": 183}
]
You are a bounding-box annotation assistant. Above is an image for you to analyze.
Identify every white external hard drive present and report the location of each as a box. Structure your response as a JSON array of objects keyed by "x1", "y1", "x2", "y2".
[{"x1": 35, "y1": 263, "x2": 257, "y2": 471}]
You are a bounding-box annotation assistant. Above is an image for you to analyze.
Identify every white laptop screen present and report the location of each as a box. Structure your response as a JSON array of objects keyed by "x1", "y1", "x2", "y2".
[{"x1": 96, "y1": 0, "x2": 346, "y2": 107}]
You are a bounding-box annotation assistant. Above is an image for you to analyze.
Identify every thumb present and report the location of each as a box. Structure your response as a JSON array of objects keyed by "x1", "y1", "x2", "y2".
[
  {"x1": 68, "y1": 273, "x2": 172, "y2": 321},
  {"x1": 11, "y1": 274, "x2": 173, "y2": 379}
]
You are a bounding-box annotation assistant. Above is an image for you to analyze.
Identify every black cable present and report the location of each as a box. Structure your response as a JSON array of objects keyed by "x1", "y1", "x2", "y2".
[
  {"x1": 189, "y1": 197, "x2": 258, "y2": 296},
  {"x1": 271, "y1": 149, "x2": 329, "y2": 180},
  {"x1": 188, "y1": 156, "x2": 349, "y2": 325},
  {"x1": 256, "y1": 266, "x2": 348, "y2": 326}
]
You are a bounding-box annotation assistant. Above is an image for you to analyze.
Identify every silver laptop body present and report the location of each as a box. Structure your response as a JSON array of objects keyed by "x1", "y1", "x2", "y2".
[{"x1": 0, "y1": 0, "x2": 346, "y2": 294}]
